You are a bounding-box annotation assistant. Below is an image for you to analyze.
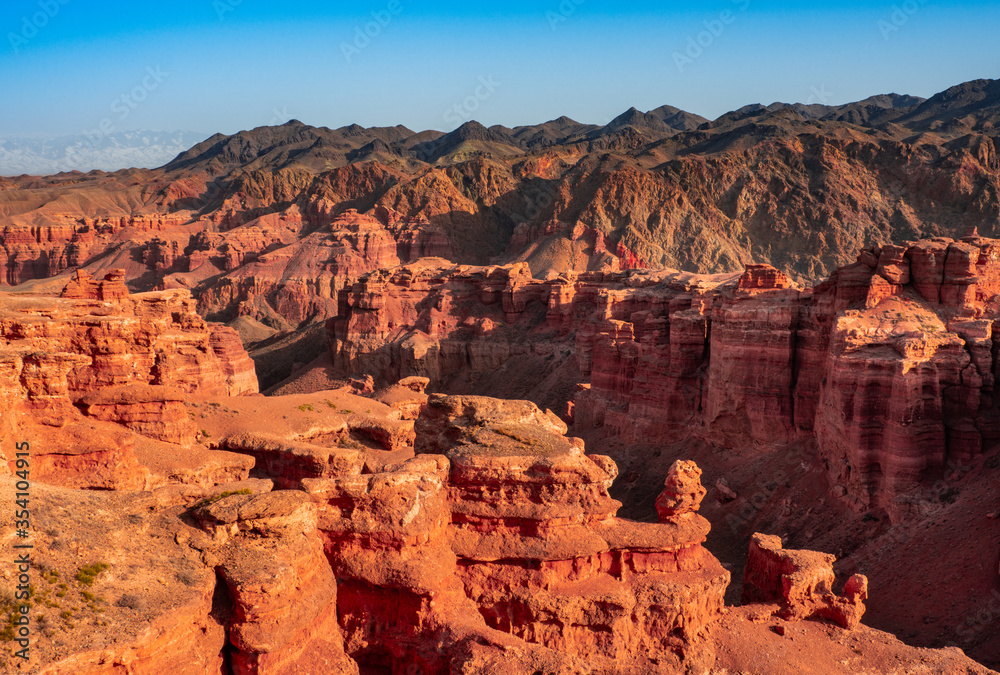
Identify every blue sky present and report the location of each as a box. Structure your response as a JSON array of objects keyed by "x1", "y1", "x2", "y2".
[{"x1": 0, "y1": 0, "x2": 997, "y2": 137}]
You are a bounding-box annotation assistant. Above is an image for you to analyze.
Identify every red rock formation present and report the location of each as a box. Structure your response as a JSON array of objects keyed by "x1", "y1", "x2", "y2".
[
  {"x1": 737, "y1": 264, "x2": 793, "y2": 292},
  {"x1": 0, "y1": 285, "x2": 258, "y2": 488},
  {"x1": 59, "y1": 268, "x2": 129, "y2": 301},
  {"x1": 328, "y1": 236, "x2": 1000, "y2": 518},
  {"x1": 413, "y1": 394, "x2": 730, "y2": 668},
  {"x1": 195, "y1": 491, "x2": 359, "y2": 674},
  {"x1": 742, "y1": 533, "x2": 868, "y2": 630},
  {"x1": 656, "y1": 460, "x2": 708, "y2": 520},
  {"x1": 191, "y1": 208, "x2": 404, "y2": 328},
  {"x1": 77, "y1": 385, "x2": 197, "y2": 444}
]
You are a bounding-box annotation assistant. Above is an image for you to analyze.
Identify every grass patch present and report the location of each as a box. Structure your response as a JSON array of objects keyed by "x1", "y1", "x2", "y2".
[
  {"x1": 75, "y1": 563, "x2": 110, "y2": 587},
  {"x1": 0, "y1": 591, "x2": 22, "y2": 642},
  {"x1": 193, "y1": 488, "x2": 252, "y2": 509}
]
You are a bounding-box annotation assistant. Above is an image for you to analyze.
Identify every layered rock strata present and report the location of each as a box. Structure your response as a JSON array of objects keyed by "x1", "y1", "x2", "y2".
[
  {"x1": 0, "y1": 285, "x2": 258, "y2": 487},
  {"x1": 413, "y1": 394, "x2": 731, "y2": 669},
  {"x1": 742, "y1": 533, "x2": 869, "y2": 630},
  {"x1": 329, "y1": 236, "x2": 1000, "y2": 513}
]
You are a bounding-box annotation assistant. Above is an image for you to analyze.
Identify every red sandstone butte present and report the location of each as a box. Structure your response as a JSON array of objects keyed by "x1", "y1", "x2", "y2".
[{"x1": 742, "y1": 532, "x2": 869, "y2": 630}]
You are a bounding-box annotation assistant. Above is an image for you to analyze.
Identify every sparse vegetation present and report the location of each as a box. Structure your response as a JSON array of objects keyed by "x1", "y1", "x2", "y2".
[
  {"x1": 297, "y1": 403, "x2": 315, "y2": 412},
  {"x1": 0, "y1": 591, "x2": 22, "y2": 642},
  {"x1": 193, "y1": 488, "x2": 252, "y2": 509},
  {"x1": 75, "y1": 562, "x2": 110, "y2": 587}
]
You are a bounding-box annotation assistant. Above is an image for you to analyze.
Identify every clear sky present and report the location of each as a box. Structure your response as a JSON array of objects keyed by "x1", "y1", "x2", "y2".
[{"x1": 0, "y1": 0, "x2": 997, "y2": 137}]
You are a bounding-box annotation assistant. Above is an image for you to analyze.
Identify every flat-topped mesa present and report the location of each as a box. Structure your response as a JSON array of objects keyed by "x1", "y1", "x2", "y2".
[
  {"x1": 742, "y1": 533, "x2": 869, "y2": 630},
  {"x1": 328, "y1": 259, "x2": 737, "y2": 390},
  {"x1": 736, "y1": 264, "x2": 795, "y2": 293},
  {"x1": 0, "y1": 289, "x2": 258, "y2": 399},
  {"x1": 413, "y1": 394, "x2": 730, "y2": 668},
  {"x1": 0, "y1": 288, "x2": 258, "y2": 486},
  {"x1": 60, "y1": 268, "x2": 129, "y2": 301}
]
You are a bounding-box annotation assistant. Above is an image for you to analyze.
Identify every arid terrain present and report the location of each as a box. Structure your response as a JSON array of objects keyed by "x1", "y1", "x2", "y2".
[{"x1": 2, "y1": 78, "x2": 999, "y2": 674}]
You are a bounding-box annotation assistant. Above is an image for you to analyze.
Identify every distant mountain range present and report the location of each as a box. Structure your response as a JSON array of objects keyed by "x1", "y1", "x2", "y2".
[
  {"x1": 7, "y1": 79, "x2": 1000, "y2": 177},
  {"x1": 162, "y1": 80, "x2": 1000, "y2": 177},
  {"x1": 2, "y1": 78, "x2": 999, "y2": 288},
  {"x1": 0, "y1": 131, "x2": 210, "y2": 176}
]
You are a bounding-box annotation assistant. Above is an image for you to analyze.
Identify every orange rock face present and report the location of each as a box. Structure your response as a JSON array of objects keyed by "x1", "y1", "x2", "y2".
[
  {"x1": 414, "y1": 395, "x2": 730, "y2": 668},
  {"x1": 328, "y1": 237, "x2": 1000, "y2": 517},
  {"x1": 59, "y1": 268, "x2": 129, "y2": 301},
  {"x1": 221, "y1": 393, "x2": 730, "y2": 672},
  {"x1": 742, "y1": 533, "x2": 868, "y2": 630},
  {"x1": 0, "y1": 284, "x2": 258, "y2": 488}
]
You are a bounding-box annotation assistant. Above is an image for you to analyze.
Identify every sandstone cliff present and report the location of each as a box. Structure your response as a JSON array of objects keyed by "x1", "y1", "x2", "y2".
[{"x1": 327, "y1": 236, "x2": 1000, "y2": 519}]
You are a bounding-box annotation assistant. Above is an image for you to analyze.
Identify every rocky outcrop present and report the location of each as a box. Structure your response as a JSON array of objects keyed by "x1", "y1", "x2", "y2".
[
  {"x1": 742, "y1": 533, "x2": 868, "y2": 630},
  {"x1": 77, "y1": 385, "x2": 197, "y2": 444},
  {"x1": 191, "y1": 392, "x2": 730, "y2": 672},
  {"x1": 60, "y1": 268, "x2": 129, "y2": 301},
  {"x1": 195, "y1": 491, "x2": 359, "y2": 674},
  {"x1": 0, "y1": 285, "x2": 258, "y2": 487},
  {"x1": 656, "y1": 460, "x2": 708, "y2": 520},
  {"x1": 413, "y1": 394, "x2": 730, "y2": 669},
  {"x1": 329, "y1": 239, "x2": 1000, "y2": 516},
  {"x1": 0, "y1": 288, "x2": 258, "y2": 400}
]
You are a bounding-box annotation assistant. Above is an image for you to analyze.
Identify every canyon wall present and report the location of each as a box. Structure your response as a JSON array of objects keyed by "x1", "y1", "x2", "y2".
[
  {"x1": 329, "y1": 235, "x2": 1000, "y2": 514},
  {"x1": 2, "y1": 278, "x2": 993, "y2": 674},
  {"x1": 0, "y1": 274, "x2": 258, "y2": 488}
]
